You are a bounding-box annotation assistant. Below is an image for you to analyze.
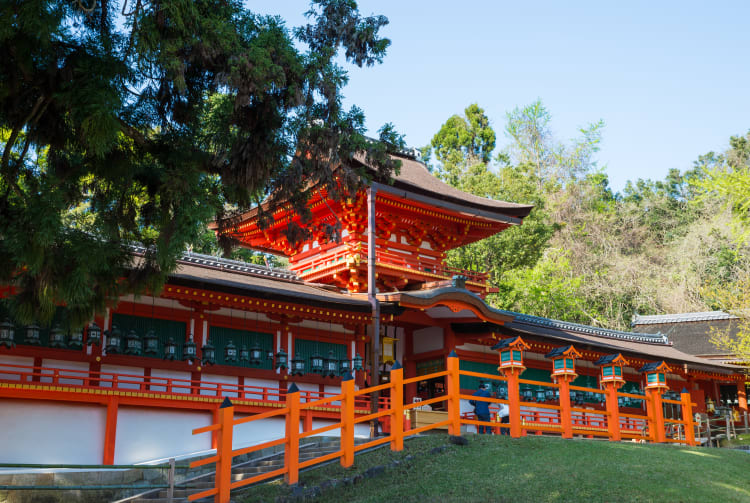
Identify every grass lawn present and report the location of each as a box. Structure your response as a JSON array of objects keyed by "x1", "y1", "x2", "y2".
[{"x1": 238, "y1": 434, "x2": 750, "y2": 503}]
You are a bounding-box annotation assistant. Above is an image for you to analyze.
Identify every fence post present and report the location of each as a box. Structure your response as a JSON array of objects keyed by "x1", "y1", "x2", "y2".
[
  {"x1": 390, "y1": 361, "x2": 404, "y2": 451},
  {"x1": 446, "y1": 351, "x2": 461, "y2": 436},
  {"x1": 646, "y1": 389, "x2": 665, "y2": 443},
  {"x1": 340, "y1": 373, "x2": 355, "y2": 468},
  {"x1": 605, "y1": 383, "x2": 621, "y2": 442},
  {"x1": 706, "y1": 414, "x2": 713, "y2": 447},
  {"x1": 285, "y1": 383, "x2": 300, "y2": 485},
  {"x1": 167, "y1": 458, "x2": 175, "y2": 503},
  {"x1": 505, "y1": 369, "x2": 522, "y2": 438},
  {"x1": 215, "y1": 398, "x2": 234, "y2": 503},
  {"x1": 557, "y1": 377, "x2": 573, "y2": 439},
  {"x1": 680, "y1": 388, "x2": 695, "y2": 446},
  {"x1": 744, "y1": 411, "x2": 749, "y2": 434}
]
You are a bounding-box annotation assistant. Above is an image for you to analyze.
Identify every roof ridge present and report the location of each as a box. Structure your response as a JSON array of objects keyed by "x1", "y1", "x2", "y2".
[{"x1": 632, "y1": 311, "x2": 739, "y2": 325}]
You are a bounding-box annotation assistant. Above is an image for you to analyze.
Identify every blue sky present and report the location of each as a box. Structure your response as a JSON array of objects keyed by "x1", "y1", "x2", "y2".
[{"x1": 254, "y1": 1, "x2": 750, "y2": 192}]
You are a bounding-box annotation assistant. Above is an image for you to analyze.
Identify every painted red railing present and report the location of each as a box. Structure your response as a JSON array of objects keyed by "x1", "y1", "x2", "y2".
[
  {"x1": 0, "y1": 362, "x2": 387, "y2": 410},
  {"x1": 190, "y1": 353, "x2": 697, "y2": 503}
]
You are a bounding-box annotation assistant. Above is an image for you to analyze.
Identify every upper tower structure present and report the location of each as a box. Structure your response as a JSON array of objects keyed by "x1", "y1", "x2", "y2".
[{"x1": 216, "y1": 152, "x2": 533, "y2": 296}]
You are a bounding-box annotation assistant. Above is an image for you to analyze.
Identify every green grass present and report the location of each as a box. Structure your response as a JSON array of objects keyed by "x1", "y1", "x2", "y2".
[
  {"x1": 239, "y1": 435, "x2": 750, "y2": 503},
  {"x1": 721, "y1": 433, "x2": 750, "y2": 448}
]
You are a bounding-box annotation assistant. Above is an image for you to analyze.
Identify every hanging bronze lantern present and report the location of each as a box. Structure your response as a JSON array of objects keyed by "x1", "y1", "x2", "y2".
[
  {"x1": 324, "y1": 350, "x2": 338, "y2": 377},
  {"x1": 68, "y1": 328, "x2": 84, "y2": 350},
  {"x1": 265, "y1": 349, "x2": 274, "y2": 361},
  {"x1": 24, "y1": 324, "x2": 41, "y2": 345},
  {"x1": 201, "y1": 340, "x2": 216, "y2": 365},
  {"x1": 48, "y1": 325, "x2": 66, "y2": 348},
  {"x1": 0, "y1": 319, "x2": 15, "y2": 348},
  {"x1": 225, "y1": 339, "x2": 238, "y2": 363},
  {"x1": 339, "y1": 356, "x2": 351, "y2": 376},
  {"x1": 86, "y1": 322, "x2": 101, "y2": 346},
  {"x1": 239, "y1": 345, "x2": 250, "y2": 362},
  {"x1": 353, "y1": 353, "x2": 363, "y2": 372},
  {"x1": 291, "y1": 354, "x2": 305, "y2": 375},
  {"x1": 164, "y1": 337, "x2": 177, "y2": 360},
  {"x1": 183, "y1": 334, "x2": 197, "y2": 362},
  {"x1": 124, "y1": 329, "x2": 142, "y2": 355},
  {"x1": 143, "y1": 330, "x2": 159, "y2": 355},
  {"x1": 275, "y1": 348, "x2": 288, "y2": 370},
  {"x1": 249, "y1": 342, "x2": 263, "y2": 365},
  {"x1": 106, "y1": 326, "x2": 122, "y2": 354},
  {"x1": 310, "y1": 352, "x2": 324, "y2": 373}
]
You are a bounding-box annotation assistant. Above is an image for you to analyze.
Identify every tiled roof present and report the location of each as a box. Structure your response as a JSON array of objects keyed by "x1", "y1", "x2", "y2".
[{"x1": 632, "y1": 311, "x2": 738, "y2": 325}]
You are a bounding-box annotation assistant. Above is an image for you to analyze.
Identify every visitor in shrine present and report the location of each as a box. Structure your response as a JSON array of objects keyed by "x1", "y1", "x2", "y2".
[
  {"x1": 470, "y1": 383, "x2": 492, "y2": 434},
  {"x1": 497, "y1": 401, "x2": 510, "y2": 435}
]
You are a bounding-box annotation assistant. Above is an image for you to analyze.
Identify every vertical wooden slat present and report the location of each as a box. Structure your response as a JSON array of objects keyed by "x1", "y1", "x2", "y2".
[
  {"x1": 446, "y1": 352, "x2": 461, "y2": 436},
  {"x1": 605, "y1": 383, "x2": 621, "y2": 441},
  {"x1": 340, "y1": 374, "x2": 355, "y2": 467},
  {"x1": 558, "y1": 377, "x2": 573, "y2": 439},
  {"x1": 390, "y1": 362, "x2": 404, "y2": 451},
  {"x1": 681, "y1": 389, "x2": 696, "y2": 446},
  {"x1": 285, "y1": 384, "x2": 300, "y2": 485},
  {"x1": 214, "y1": 402, "x2": 234, "y2": 503}
]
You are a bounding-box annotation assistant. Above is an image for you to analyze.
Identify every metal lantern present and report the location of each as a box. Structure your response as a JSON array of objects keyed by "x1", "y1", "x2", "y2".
[
  {"x1": 201, "y1": 340, "x2": 216, "y2": 365},
  {"x1": 536, "y1": 389, "x2": 546, "y2": 403},
  {"x1": 545, "y1": 389, "x2": 556, "y2": 402},
  {"x1": 86, "y1": 322, "x2": 101, "y2": 346},
  {"x1": 48, "y1": 325, "x2": 66, "y2": 348},
  {"x1": 239, "y1": 345, "x2": 250, "y2": 362},
  {"x1": 310, "y1": 352, "x2": 324, "y2": 374},
  {"x1": 275, "y1": 348, "x2": 288, "y2": 370},
  {"x1": 324, "y1": 350, "x2": 338, "y2": 377},
  {"x1": 0, "y1": 318, "x2": 15, "y2": 348},
  {"x1": 124, "y1": 329, "x2": 142, "y2": 355},
  {"x1": 291, "y1": 354, "x2": 305, "y2": 376},
  {"x1": 106, "y1": 326, "x2": 122, "y2": 354},
  {"x1": 143, "y1": 330, "x2": 159, "y2": 355},
  {"x1": 339, "y1": 357, "x2": 351, "y2": 376},
  {"x1": 249, "y1": 342, "x2": 263, "y2": 365},
  {"x1": 24, "y1": 324, "x2": 41, "y2": 345},
  {"x1": 68, "y1": 328, "x2": 84, "y2": 349},
  {"x1": 164, "y1": 337, "x2": 177, "y2": 360},
  {"x1": 224, "y1": 340, "x2": 238, "y2": 363},
  {"x1": 183, "y1": 334, "x2": 197, "y2": 362},
  {"x1": 574, "y1": 391, "x2": 584, "y2": 405},
  {"x1": 266, "y1": 349, "x2": 274, "y2": 361},
  {"x1": 521, "y1": 386, "x2": 534, "y2": 401},
  {"x1": 353, "y1": 353, "x2": 363, "y2": 372},
  {"x1": 495, "y1": 383, "x2": 508, "y2": 400}
]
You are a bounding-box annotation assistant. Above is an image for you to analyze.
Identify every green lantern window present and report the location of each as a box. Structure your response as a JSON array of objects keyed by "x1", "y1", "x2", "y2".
[
  {"x1": 501, "y1": 351, "x2": 511, "y2": 362},
  {"x1": 565, "y1": 358, "x2": 573, "y2": 368},
  {"x1": 647, "y1": 373, "x2": 658, "y2": 384},
  {"x1": 659, "y1": 373, "x2": 665, "y2": 383},
  {"x1": 603, "y1": 366, "x2": 613, "y2": 377},
  {"x1": 615, "y1": 366, "x2": 622, "y2": 377},
  {"x1": 512, "y1": 350, "x2": 521, "y2": 361},
  {"x1": 554, "y1": 359, "x2": 565, "y2": 370}
]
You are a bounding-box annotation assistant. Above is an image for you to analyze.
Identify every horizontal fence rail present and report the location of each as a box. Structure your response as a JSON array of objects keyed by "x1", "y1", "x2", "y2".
[{"x1": 189, "y1": 353, "x2": 701, "y2": 503}]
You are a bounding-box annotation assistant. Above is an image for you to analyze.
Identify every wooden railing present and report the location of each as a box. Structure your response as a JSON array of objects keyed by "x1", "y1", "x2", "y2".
[
  {"x1": 189, "y1": 353, "x2": 698, "y2": 503},
  {"x1": 0, "y1": 362, "x2": 386, "y2": 409}
]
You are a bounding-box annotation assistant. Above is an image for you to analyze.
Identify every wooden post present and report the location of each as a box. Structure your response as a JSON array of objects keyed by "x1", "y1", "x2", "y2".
[
  {"x1": 744, "y1": 411, "x2": 749, "y2": 435},
  {"x1": 646, "y1": 389, "x2": 666, "y2": 443},
  {"x1": 558, "y1": 377, "x2": 573, "y2": 439},
  {"x1": 340, "y1": 374, "x2": 355, "y2": 468},
  {"x1": 103, "y1": 398, "x2": 118, "y2": 465},
  {"x1": 737, "y1": 382, "x2": 747, "y2": 413},
  {"x1": 706, "y1": 414, "x2": 713, "y2": 447},
  {"x1": 285, "y1": 383, "x2": 300, "y2": 485},
  {"x1": 446, "y1": 351, "x2": 461, "y2": 436},
  {"x1": 214, "y1": 400, "x2": 234, "y2": 503},
  {"x1": 681, "y1": 388, "x2": 695, "y2": 446},
  {"x1": 390, "y1": 362, "x2": 404, "y2": 451},
  {"x1": 505, "y1": 369, "x2": 522, "y2": 438},
  {"x1": 605, "y1": 383, "x2": 621, "y2": 442}
]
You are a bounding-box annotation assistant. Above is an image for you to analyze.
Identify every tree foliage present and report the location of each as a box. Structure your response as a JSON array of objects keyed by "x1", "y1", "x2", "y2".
[{"x1": 0, "y1": 0, "x2": 402, "y2": 326}]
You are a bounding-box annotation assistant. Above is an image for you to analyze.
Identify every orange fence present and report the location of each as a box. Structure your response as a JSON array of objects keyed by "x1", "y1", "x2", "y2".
[{"x1": 189, "y1": 353, "x2": 697, "y2": 503}]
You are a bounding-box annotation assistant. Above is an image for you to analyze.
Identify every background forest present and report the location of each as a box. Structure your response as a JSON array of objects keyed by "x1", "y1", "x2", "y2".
[{"x1": 421, "y1": 102, "x2": 750, "y2": 332}]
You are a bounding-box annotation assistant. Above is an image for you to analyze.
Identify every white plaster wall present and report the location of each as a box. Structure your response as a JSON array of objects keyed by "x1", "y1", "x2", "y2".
[
  {"x1": 41, "y1": 359, "x2": 89, "y2": 385},
  {"x1": 149, "y1": 369, "x2": 192, "y2": 394},
  {"x1": 233, "y1": 414, "x2": 287, "y2": 449},
  {"x1": 114, "y1": 407, "x2": 212, "y2": 464},
  {"x1": 311, "y1": 419, "x2": 370, "y2": 439},
  {"x1": 295, "y1": 382, "x2": 320, "y2": 403},
  {"x1": 0, "y1": 355, "x2": 34, "y2": 380},
  {"x1": 412, "y1": 326, "x2": 444, "y2": 354},
  {"x1": 324, "y1": 384, "x2": 342, "y2": 406},
  {"x1": 200, "y1": 373, "x2": 239, "y2": 398},
  {"x1": 100, "y1": 364, "x2": 144, "y2": 390},
  {"x1": 243, "y1": 378, "x2": 280, "y2": 401},
  {"x1": 0, "y1": 399, "x2": 105, "y2": 464}
]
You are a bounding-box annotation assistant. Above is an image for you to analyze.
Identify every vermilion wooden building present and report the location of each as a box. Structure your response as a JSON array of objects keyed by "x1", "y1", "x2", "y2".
[{"x1": 0, "y1": 151, "x2": 745, "y2": 465}]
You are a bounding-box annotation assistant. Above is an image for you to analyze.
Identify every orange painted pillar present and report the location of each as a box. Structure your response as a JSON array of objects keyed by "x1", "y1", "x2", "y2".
[
  {"x1": 390, "y1": 362, "x2": 404, "y2": 451},
  {"x1": 558, "y1": 377, "x2": 573, "y2": 439},
  {"x1": 340, "y1": 374, "x2": 355, "y2": 468},
  {"x1": 211, "y1": 408, "x2": 219, "y2": 450},
  {"x1": 737, "y1": 382, "x2": 747, "y2": 413},
  {"x1": 285, "y1": 383, "x2": 300, "y2": 485},
  {"x1": 505, "y1": 369, "x2": 522, "y2": 438},
  {"x1": 646, "y1": 389, "x2": 666, "y2": 443},
  {"x1": 605, "y1": 383, "x2": 621, "y2": 442},
  {"x1": 446, "y1": 351, "x2": 461, "y2": 436},
  {"x1": 214, "y1": 402, "x2": 234, "y2": 503},
  {"x1": 681, "y1": 388, "x2": 696, "y2": 446},
  {"x1": 102, "y1": 398, "x2": 118, "y2": 465}
]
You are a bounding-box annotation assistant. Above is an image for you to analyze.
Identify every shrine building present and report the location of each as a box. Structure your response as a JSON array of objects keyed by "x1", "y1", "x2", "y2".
[{"x1": 0, "y1": 150, "x2": 746, "y2": 465}]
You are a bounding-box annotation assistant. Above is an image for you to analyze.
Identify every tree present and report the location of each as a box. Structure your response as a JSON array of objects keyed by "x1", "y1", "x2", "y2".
[{"x1": 0, "y1": 0, "x2": 402, "y2": 326}]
